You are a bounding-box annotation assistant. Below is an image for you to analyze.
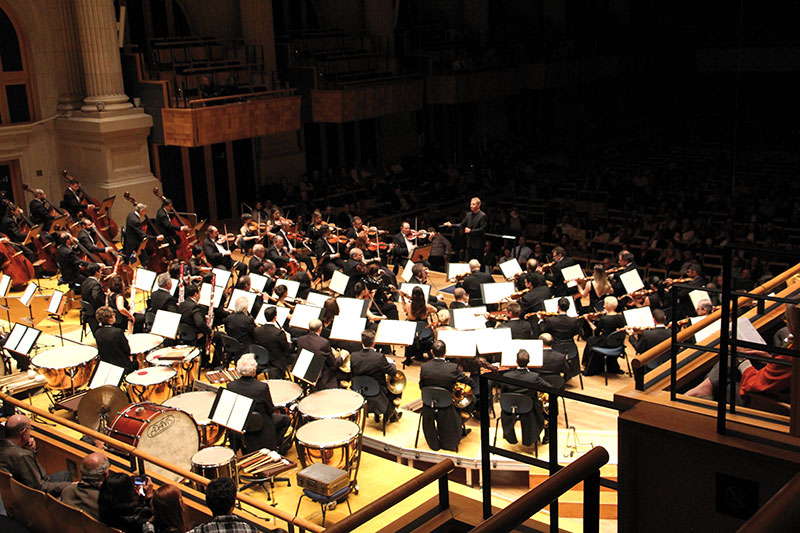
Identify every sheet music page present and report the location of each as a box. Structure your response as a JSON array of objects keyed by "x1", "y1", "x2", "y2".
[
  {"x1": 212, "y1": 268, "x2": 231, "y2": 288},
  {"x1": 688, "y1": 290, "x2": 711, "y2": 311},
  {"x1": 255, "y1": 304, "x2": 290, "y2": 326},
  {"x1": 210, "y1": 389, "x2": 237, "y2": 427},
  {"x1": 437, "y1": 329, "x2": 477, "y2": 357},
  {"x1": 400, "y1": 260, "x2": 415, "y2": 283},
  {"x1": 481, "y1": 282, "x2": 515, "y2": 305},
  {"x1": 150, "y1": 310, "x2": 181, "y2": 339},
  {"x1": 475, "y1": 327, "x2": 512, "y2": 354},
  {"x1": 329, "y1": 270, "x2": 349, "y2": 294},
  {"x1": 292, "y1": 349, "x2": 314, "y2": 381},
  {"x1": 691, "y1": 316, "x2": 721, "y2": 343},
  {"x1": 47, "y1": 290, "x2": 64, "y2": 314},
  {"x1": 623, "y1": 307, "x2": 655, "y2": 329},
  {"x1": 620, "y1": 269, "x2": 644, "y2": 295},
  {"x1": 274, "y1": 279, "x2": 299, "y2": 299},
  {"x1": 498, "y1": 259, "x2": 523, "y2": 280},
  {"x1": 304, "y1": 292, "x2": 329, "y2": 308},
  {"x1": 288, "y1": 304, "x2": 322, "y2": 329},
  {"x1": 329, "y1": 316, "x2": 366, "y2": 342},
  {"x1": 228, "y1": 394, "x2": 253, "y2": 432},
  {"x1": 544, "y1": 297, "x2": 578, "y2": 317},
  {"x1": 561, "y1": 264, "x2": 584, "y2": 283},
  {"x1": 0, "y1": 274, "x2": 11, "y2": 297},
  {"x1": 249, "y1": 273, "x2": 268, "y2": 293},
  {"x1": 336, "y1": 297, "x2": 367, "y2": 317},
  {"x1": 5, "y1": 324, "x2": 25, "y2": 352},
  {"x1": 199, "y1": 283, "x2": 225, "y2": 308},
  {"x1": 736, "y1": 317, "x2": 766, "y2": 345},
  {"x1": 375, "y1": 320, "x2": 417, "y2": 345},
  {"x1": 20, "y1": 283, "x2": 37, "y2": 307},
  {"x1": 447, "y1": 263, "x2": 471, "y2": 281},
  {"x1": 501, "y1": 340, "x2": 544, "y2": 367},
  {"x1": 400, "y1": 283, "x2": 431, "y2": 300},
  {"x1": 452, "y1": 306, "x2": 488, "y2": 330},
  {"x1": 134, "y1": 268, "x2": 157, "y2": 292},
  {"x1": 17, "y1": 328, "x2": 41, "y2": 355},
  {"x1": 90, "y1": 362, "x2": 125, "y2": 389},
  {"x1": 225, "y1": 288, "x2": 257, "y2": 312}
]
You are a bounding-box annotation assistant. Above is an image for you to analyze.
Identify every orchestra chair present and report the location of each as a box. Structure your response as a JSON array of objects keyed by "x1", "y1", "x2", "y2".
[
  {"x1": 587, "y1": 330, "x2": 630, "y2": 386},
  {"x1": 176, "y1": 323, "x2": 197, "y2": 345},
  {"x1": 246, "y1": 344, "x2": 270, "y2": 379},
  {"x1": 294, "y1": 471, "x2": 353, "y2": 527},
  {"x1": 45, "y1": 490, "x2": 122, "y2": 533},
  {"x1": 144, "y1": 311, "x2": 156, "y2": 333},
  {"x1": 217, "y1": 333, "x2": 244, "y2": 367},
  {"x1": 79, "y1": 301, "x2": 95, "y2": 342},
  {"x1": 540, "y1": 373, "x2": 570, "y2": 429},
  {"x1": 7, "y1": 475, "x2": 57, "y2": 532},
  {"x1": 494, "y1": 392, "x2": 537, "y2": 457},
  {"x1": 351, "y1": 375, "x2": 385, "y2": 434},
  {"x1": 554, "y1": 340, "x2": 583, "y2": 390},
  {"x1": 415, "y1": 386, "x2": 453, "y2": 449}
]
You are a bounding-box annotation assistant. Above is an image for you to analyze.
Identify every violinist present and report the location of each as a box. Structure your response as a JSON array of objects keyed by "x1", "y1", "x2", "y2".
[
  {"x1": 432, "y1": 308, "x2": 454, "y2": 338},
  {"x1": 271, "y1": 208, "x2": 314, "y2": 271},
  {"x1": 364, "y1": 262, "x2": 399, "y2": 319},
  {"x1": 610, "y1": 250, "x2": 642, "y2": 297},
  {"x1": 352, "y1": 281, "x2": 388, "y2": 326},
  {"x1": 457, "y1": 259, "x2": 494, "y2": 307},
  {"x1": 307, "y1": 210, "x2": 325, "y2": 242},
  {"x1": 62, "y1": 179, "x2": 92, "y2": 218},
  {"x1": 78, "y1": 219, "x2": 115, "y2": 256},
  {"x1": 80, "y1": 263, "x2": 105, "y2": 333},
  {"x1": 29, "y1": 188, "x2": 55, "y2": 230},
  {"x1": 497, "y1": 302, "x2": 534, "y2": 340},
  {"x1": 442, "y1": 197, "x2": 487, "y2": 261},
  {"x1": 577, "y1": 264, "x2": 614, "y2": 312},
  {"x1": 427, "y1": 227, "x2": 453, "y2": 272},
  {"x1": 449, "y1": 288, "x2": 469, "y2": 310},
  {"x1": 189, "y1": 245, "x2": 213, "y2": 283},
  {"x1": 176, "y1": 284, "x2": 212, "y2": 365},
  {"x1": 122, "y1": 203, "x2": 163, "y2": 266},
  {"x1": 314, "y1": 225, "x2": 344, "y2": 280},
  {"x1": 581, "y1": 296, "x2": 626, "y2": 376},
  {"x1": 203, "y1": 225, "x2": 246, "y2": 275},
  {"x1": 236, "y1": 213, "x2": 261, "y2": 254},
  {"x1": 402, "y1": 286, "x2": 437, "y2": 365},
  {"x1": 542, "y1": 246, "x2": 578, "y2": 297},
  {"x1": 267, "y1": 235, "x2": 295, "y2": 271},
  {"x1": 155, "y1": 197, "x2": 188, "y2": 250},
  {"x1": 520, "y1": 273, "x2": 552, "y2": 318},
  {"x1": 666, "y1": 262, "x2": 706, "y2": 319},
  {"x1": 56, "y1": 232, "x2": 87, "y2": 289},
  {"x1": 249, "y1": 244, "x2": 267, "y2": 274},
  {"x1": 391, "y1": 222, "x2": 414, "y2": 274},
  {"x1": 539, "y1": 297, "x2": 582, "y2": 362},
  {"x1": 345, "y1": 216, "x2": 364, "y2": 243},
  {"x1": 626, "y1": 309, "x2": 671, "y2": 368},
  {"x1": 340, "y1": 248, "x2": 367, "y2": 296}
]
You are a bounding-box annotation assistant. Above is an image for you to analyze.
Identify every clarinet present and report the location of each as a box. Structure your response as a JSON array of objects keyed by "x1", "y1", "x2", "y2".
[
  {"x1": 206, "y1": 272, "x2": 216, "y2": 353},
  {"x1": 177, "y1": 263, "x2": 185, "y2": 305}
]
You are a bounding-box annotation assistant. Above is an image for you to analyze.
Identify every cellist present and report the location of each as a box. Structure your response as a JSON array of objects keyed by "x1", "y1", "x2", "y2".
[
  {"x1": 56, "y1": 232, "x2": 88, "y2": 290},
  {"x1": 62, "y1": 179, "x2": 93, "y2": 218},
  {"x1": 78, "y1": 218, "x2": 115, "y2": 257},
  {"x1": 29, "y1": 188, "x2": 56, "y2": 231},
  {"x1": 155, "y1": 197, "x2": 188, "y2": 250},
  {"x1": 122, "y1": 202, "x2": 163, "y2": 267},
  {"x1": 0, "y1": 203, "x2": 38, "y2": 267}
]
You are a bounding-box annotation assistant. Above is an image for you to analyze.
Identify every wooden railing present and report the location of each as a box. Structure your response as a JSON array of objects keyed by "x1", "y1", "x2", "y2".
[
  {"x1": 0, "y1": 391, "x2": 323, "y2": 533},
  {"x1": 187, "y1": 88, "x2": 296, "y2": 108},
  {"x1": 323, "y1": 459, "x2": 454, "y2": 533},
  {"x1": 471, "y1": 446, "x2": 609, "y2": 533},
  {"x1": 739, "y1": 471, "x2": 800, "y2": 532}
]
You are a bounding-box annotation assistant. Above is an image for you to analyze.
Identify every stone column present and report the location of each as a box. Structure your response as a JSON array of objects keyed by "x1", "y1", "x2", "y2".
[
  {"x1": 239, "y1": 0, "x2": 277, "y2": 87},
  {"x1": 56, "y1": 0, "x2": 86, "y2": 111},
  {"x1": 74, "y1": 0, "x2": 132, "y2": 112}
]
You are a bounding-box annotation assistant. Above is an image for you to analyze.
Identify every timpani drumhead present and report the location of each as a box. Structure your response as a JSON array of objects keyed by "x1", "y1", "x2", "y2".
[
  {"x1": 296, "y1": 418, "x2": 360, "y2": 448},
  {"x1": 31, "y1": 345, "x2": 98, "y2": 390},
  {"x1": 163, "y1": 391, "x2": 216, "y2": 425},
  {"x1": 297, "y1": 389, "x2": 364, "y2": 419},
  {"x1": 126, "y1": 333, "x2": 164, "y2": 355},
  {"x1": 125, "y1": 366, "x2": 176, "y2": 386},
  {"x1": 265, "y1": 379, "x2": 303, "y2": 408}
]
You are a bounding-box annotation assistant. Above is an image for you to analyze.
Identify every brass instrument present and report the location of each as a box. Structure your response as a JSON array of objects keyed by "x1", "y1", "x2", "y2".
[
  {"x1": 452, "y1": 382, "x2": 474, "y2": 409},
  {"x1": 386, "y1": 370, "x2": 407, "y2": 404}
]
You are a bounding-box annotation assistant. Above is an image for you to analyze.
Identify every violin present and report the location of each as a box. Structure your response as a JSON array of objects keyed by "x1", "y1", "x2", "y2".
[
  {"x1": 524, "y1": 311, "x2": 559, "y2": 319},
  {"x1": 605, "y1": 266, "x2": 625, "y2": 274},
  {"x1": 477, "y1": 310, "x2": 511, "y2": 322},
  {"x1": 508, "y1": 288, "x2": 530, "y2": 300},
  {"x1": 62, "y1": 169, "x2": 119, "y2": 241},
  {"x1": 407, "y1": 229, "x2": 430, "y2": 240},
  {"x1": 579, "y1": 310, "x2": 608, "y2": 321},
  {"x1": 327, "y1": 234, "x2": 348, "y2": 245}
]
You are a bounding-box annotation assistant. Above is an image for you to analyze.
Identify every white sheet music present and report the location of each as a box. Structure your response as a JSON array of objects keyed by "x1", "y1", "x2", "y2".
[
  {"x1": 89, "y1": 361, "x2": 125, "y2": 389},
  {"x1": 212, "y1": 268, "x2": 232, "y2": 289},
  {"x1": 501, "y1": 340, "x2": 544, "y2": 368},
  {"x1": 329, "y1": 316, "x2": 367, "y2": 342},
  {"x1": 225, "y1": 288, "x2": 258, "y2": 312},
  {"x1": 498, "y1": 259, "x2": 523, "y2": 280},
  {"x1": 150, "y1": 310, "x2": 181, "y2": 339},
  {"x1": 329, "y1": 270, "x2": 350, "y2": 294},
  {"x1": 288, "y1": 303, "x2": 322, "y2": 329},
  {"x1": 5, "y1": 324, "x2": 25, "y2": 352},
  {"x1": 210, "y1": 388, "x2": 253, "y2": 432},
  {"x1": 447, "y1": 263, "x2": 471, "y2": 281},
  {"x1": 292, "y1": 349, "x2": 314, "y2": 381},
  {"x1": 199, "y1": 283, "x2": 225, "y2": 308},
  {"x1": 134, "y1": 268, "x2": 157, "y2": 292},
  {"x1": 736, "y1": 317, "x2": 766, "y2": 345},
  {"x1": 19, "y1": 283, "x2": 37, "y2": 307},
  {"x1": 0, "y1": 274, "x2": 11, "y2": 297},
  {"x1": 688, "y1": 290, "x2": 711, "y2": 311},
  {"x1": 437, "y1": 329, "x2": 477, "y2": 357},
  {"x1": 254, "y1": 304, "x2": 290, "y2": 326},
  {"x1": 375, "y1": 320, "x2": 417, "y2": 345},
  {"x1": 400, "y1": 259, "x2": 415, "y2": 283},
  {"x1": 274, "y1": 279, "x2": 299, "y2": 299},
  {"x1": 481, "y1": 282, "x2": 515, "y2": 305},
  {"x1": 691, "y1": 316, "x2": 721, "y2": 343},
  {"x1": 400, "y1": 282, "x2": 431, "y2": 301},
  {"x1": 620, "y1": 269, "x2": 644, "y2": 295},
  {"x1": 544, "y1": 297, "x2": 578, "y2": 317},
  {"x1": 47, "y1": 290, "x2": 64, "y2": 314},
  {"x1": 474, "y1": 327, "x2": 512, "y2": 354},
  {"x1": 17, "y1": 327, "x2": 41, "y2": 355},
  {"x1": 452, "y1": 306, "x2": 488, "y2": 330},
  {"x1": 561, "y1": 264, "x2": 584, "y2": 283},
  {"x1": 336, "y1": 297, "x2": 367, "y2": 317},
  {"x1": 623, "y1": 307, "x2": 655, "y2": 329},
  {"x1": 304, "y1": 291, "x2": 329, "y2": 308},
  {"x1": 249, "y1": 273, "x2": 268, "y2": 293}
]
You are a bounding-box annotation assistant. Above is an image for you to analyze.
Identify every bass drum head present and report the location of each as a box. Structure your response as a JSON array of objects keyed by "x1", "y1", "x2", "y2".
[{"x1": 136, "y1": 409, "x2": 199, "y2": 482}]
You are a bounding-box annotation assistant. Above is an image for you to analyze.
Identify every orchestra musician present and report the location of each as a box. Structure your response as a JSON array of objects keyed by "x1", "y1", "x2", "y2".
[
  {"x1": 122, "y1": 203, "x2": 163, "y2": 266},
  {"x1": 539, "y1": 297, "x2": 583, "y2": 379},
  {"x1": 577, "y1": 264, "x2": 614, "y2": 312},
  {"x1": 499, "y1": 349, "x2": 549, "y2": 446},
  {"x1": 253, "y1": 306, "x2": 293, "y2": 379},
  {"x1": 296, "y1": 318, "x2": 342, "y2": 391},
  {"x1": 306, "y1": 210, "x2": 325, "y2": 243},
  {"x1": 449, "y1": 288, "x2": 469, "y2": 309},
  {"x1": 457, "y1": 259, "x2": 494, "y2": 307},
  {"x1": 542, "y1": 246, "x2": 578, "y2": 297},
  {"x1": 419, "y1": 339, "x2": 475, "y2": 451},
  {"x1": 56, "y1": 232, "x2": 87, "y2": 289},
  {"x1": 627, "y1": 309, "x2": 672, "y2": 369},
  {"x1": 427, "y1": 227, "x2": 453, "y2": 272},
  {"x1": 249, "y1": 244, "x2": 267, "y2": 274},
  {"x1": 340, "y1": 248, "x2": 367, "y2": 297},
  {"x1": 80, "y1": 263, "x2": 105, "y2": 333},
  {"x1": 497, "y1": 302, "x2": 534, "y2": 339},
  {"x1": 177, "y1": 284, "x2": 212, "y2": 366},
  {"x1": 203, "y1": 225, "x2": 246, "y2": 276},
  {"x1": 520, "y1": 272, "x2": 552, "y2": 318},
  {"x1": 350, "y1": 329, "x2": 401, "y2": 424},
  {"x1": 345, "y1": 216, "x2": 365, "y2": 242},
  {"x1": 391, "y1": 222, "x2": 414, "y2": 274},
  {"x1": 666, "y1": 262, "x2": 706, "y2": 318},
  {"x1": 62, "y1": 179, "x2": 92, "y2": 218},
  {"x1": 538, "y1": 333, "x2": 571, "y2": 381},
  {"x1": 314, "y1": 225, "x2": 344, "y2": 280},
  {"x1": 155, "y1": 197, "x2": 188, "y2": 250},
  {"x1": 0, "y1": 203, "x2": 37, "y2": 264},
  {"x1": 223, "y1": 296, "x2": 256, "y2": 365},
  {"x1": 582, "y1": 296, "x2": 626, "y2": 376},
  {"x1": 107, "y1": 276, "x2": 134, "y2": 332},
  {"x1": 610, "y1": 250, "x2": 642, "y2": 297},
  {"x1": 443, "y1": 197, "x2": 487, "y2": 261},
  {"x1": 94, "y1": 306, "x2": 136, "y2": 374},
  {"x1": 267, "y1": 235, "x2": 295, "y2": 271},
  {"x1": 236, "y1": 213, "x2": 262, "y2": 254},
  {"x1": 189, "y1": 245, "x2": 213, "y2": 283},
  {"x1": 271, "y1": 208, "x2": 314, "y2": 271},
  {"x1": 29, "y1": 188, "x2": 56, "y2": 230},
  {"x1": 78, "y1": 219, "x2": 114, "y2": 256},
  {"x1": 148, "y1": 272, "x2": 178, "y2": 314}
]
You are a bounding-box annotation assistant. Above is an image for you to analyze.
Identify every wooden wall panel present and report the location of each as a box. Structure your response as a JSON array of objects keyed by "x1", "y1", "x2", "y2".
[
  {"x1": 426, "y1": 68, "x2": 521, "y2": 105},
  {"x1": 312, "y1": 79, "x2": 423, "y2": 123}
]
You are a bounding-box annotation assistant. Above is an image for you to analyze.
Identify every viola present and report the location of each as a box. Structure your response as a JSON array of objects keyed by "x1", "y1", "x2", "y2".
[
  {"x1": 367, "y1": 241, "x2": 390, "y2": 252},
  {"x1": 62, "y1": 170, "x2": 119, "y2": 241},
  {"x1": 327, "y1": 235, "x2": 348, "y2": 245}
]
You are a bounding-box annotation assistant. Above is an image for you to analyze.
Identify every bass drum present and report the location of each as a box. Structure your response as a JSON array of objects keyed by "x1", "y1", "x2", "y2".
[
  {"x1": 163, "y1": 391, "x2": 223, "y2": 448},
  {"x1": 106, "y1": 403, "x2": 199, "y2": 482}
]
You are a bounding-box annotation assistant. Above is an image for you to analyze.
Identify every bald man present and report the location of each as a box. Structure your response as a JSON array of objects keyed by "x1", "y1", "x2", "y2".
[
  {"x1": 0, "y1": 414, "x2": 72, "y2": 495},
  {"x1": 60, "y1": 452, "x2": 109, "y2": 518}
]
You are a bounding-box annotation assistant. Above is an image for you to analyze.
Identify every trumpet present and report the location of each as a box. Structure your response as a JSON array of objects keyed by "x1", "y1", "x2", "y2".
[
  {"x1": 452, "y1": 382, "x2": 474, "y2": 409},
  {"x1": 386, "y1": 370, "x2": 407, "y2": 397}
]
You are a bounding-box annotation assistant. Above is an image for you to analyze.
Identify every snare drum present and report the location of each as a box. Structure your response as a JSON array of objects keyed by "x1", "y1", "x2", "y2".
[
  {"x1": 107, "y1": 403, "x2": 199, "y2": 482},
  {"x1": 266, "y1": 379, "x2": 303, "y2": 450},
  {"x1": 191, "y1": 446, "x2": 238, "y2": 487},
  {"x1": 163, "y1": 391, "x2": 223, "y2": 447},
  {"x1": 297, "y1": 388, "x2": 365, "y2": 430},
  {"x1": 146, "y1": 346, "x2": 200, "y2": 390},
  {"x1": 295, "y1": 418, "x2": 361, "y2": 485},
  {"x1": 126, "y1": 333, "x2": 164, "y2": 369},
  {"x1": 125, "y1": 367, "x2": 177, "y2": 404},
  {"x1": 31, "y1": 345, "x2": 98, "y2": 390}
]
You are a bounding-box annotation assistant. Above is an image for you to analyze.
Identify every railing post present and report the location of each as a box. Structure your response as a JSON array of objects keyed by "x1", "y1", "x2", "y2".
[
  {"x1": 670, "y1": 285, "x2": 679, "y2": 402},
  {"x1": 583, "y1": 470, "x2": 600, "y2": 533},
  {"x1": 634, "y1": 367, "x2": 644, "y2": 391},
  {"x1": 480, "y1": 373, "x2": 492, "y2": 520},
  {"x1": 549, "y1": 392, "x2": 559, "y2": 533},
  {"x1": 719, "y1": 246, "x2": 732, "y2": 434},
  {"x1": 438, "y1": 475, "x2": 450, "y2": 511}
]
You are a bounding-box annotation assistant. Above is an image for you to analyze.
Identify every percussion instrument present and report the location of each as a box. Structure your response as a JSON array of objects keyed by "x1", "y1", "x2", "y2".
[
  {"x1": 31, "y1": 345, "x2": 98, "y2": 391},
  {"x1": 106, "y1": 403, "x2": 199, "y2": 482},
  {"x1": 295, "y1": 418, "x2": 361, "y2": 486},
  {"x1": 0, "y1": 370, "x2": 45, "y2": 395},
  {"x1": 265, "y1": 379, "x2": 303, "y2": 449},
  {"x1": 163, "y1": 391, "x2": 223, "y2": 447},
  {"x1": 146, "y1": 345, "x2": 200, "y2": 390},
  {"x1": 124, "y1": 367, "x2": 177, "y2": 404},
  {"x1": 191, "y1": 446, "x2": 238, "y2": 486},
  {"x1": 126, "y1": 333, "x2": 164, "y2": 369},
  {"x1": 205, "y1": 368, "x2": 240, "y2": 384},
  {"x1": 77, "y1": 385, "x2": 130, "y2": 432},
  {"x1": 297, "y1": 388, "x2": 366, "y2": 430}
]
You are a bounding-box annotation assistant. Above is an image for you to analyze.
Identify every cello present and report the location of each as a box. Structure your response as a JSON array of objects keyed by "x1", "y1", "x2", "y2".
[
  {"x1": 21, "y1": 182, "x2": 69, "y2": 233},
  {"x1": 61, "y1": 169, "x2": 119, "y2": 241},
  {"x1": 152, "y1": 186, "x2": 197, "y2": 262},
  {"x1": 0, "y1": 197, "x2": 59, "y2": 276}
]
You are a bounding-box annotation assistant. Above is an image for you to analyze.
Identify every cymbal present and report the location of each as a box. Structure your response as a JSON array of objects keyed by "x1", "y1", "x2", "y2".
[{"x1": 77, "y1": 385, "x2": 129, "y2": 432}]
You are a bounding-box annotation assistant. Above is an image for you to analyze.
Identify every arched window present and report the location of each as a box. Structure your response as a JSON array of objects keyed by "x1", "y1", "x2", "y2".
[{"x1": 0, "y1": 7, "x2": 33, "y2": 124}]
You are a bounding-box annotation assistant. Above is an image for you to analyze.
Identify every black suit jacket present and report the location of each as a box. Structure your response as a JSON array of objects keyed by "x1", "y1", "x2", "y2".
[
  {"x1": 455, "y1": 210, "x2": 487, "y2": 249},
  {"x1": 296, "y1": 332, "x2": 340, "y2": 390},
  {"x1": 95, "y1": 325, "x2": 135, "y2": 373},
  {"x1": 547, "y1": 257, "x2": 578, "y2": 296},
  {"x1": 253, "y1": 323, "x2": 292, "y2": 373},
  {"x1": 80, "y1": 277, "x2": 105, "y2": 313},
  {"x1": 202, "y1": 237, "x2": 227, "y2": 269},
  {"x1": 499, "y1": 319, "x2": 533, "y2": 339},
  {"x1": 539, "y1": 348, "x2": 570, "y2": 378},
  {"x1": 155, "y1": 206, "x2": 177, "y2": 238},
  {"x1": 62, "y1": 188, "x2": 83, "y2": 218},
  {"x1": 78, "y1": 228, "x2": 105, "y2": 255},
  {"x1": 350, "y1": 347, "x2": 395, "y2": 414},
  {"x1": 391, "y1": 232, "x2": 411, "y2": 262},
  {"x1": 267, "y1": 246, "x2": 290, "y2": 269},
  {"x1": 149, "y1": 289, "x2": 178, "y2": 314},
  {"x1": 449, "y1": 301, "x2": 469, "y2": 310},
  {"x1": 420, "y1": 358, "x2": 475, "y2": 390},
  {"x1": 459, "y1": 271, "x2": 494, "y2": 307},
  {"x1": 249, "y1": 255, "x2": 265, "y2": 275},
  {"x1": 57, "y1": 245, "x2": 86, "y2": 284},
  {"x1": 541, "y1": 314, "x2": 582, "y2": 342},
  {"x1": 177, "y1": 299, "x2": 211, "y2": 335},
  {"x1": 630, "y1": 326, "x2": 671, "y2": 354},
  {"x1": 122, "y1": 211, "x2": 147, "y2": 255},
  {"x1": 29, "y1": 198, "x2": 55, "y2": 227},
  {"x1": 0, "y1": 215, "x2": 25, "y2": 243},
  {"x1": 223, "y1": 311, "x2": 256, "y2": 349},
  {"x1": 227, "y1": 376, "x2": 279, "y2": 451},
  {"x1": 520, "y1": 285, "x2": 552, "y2": 315}
]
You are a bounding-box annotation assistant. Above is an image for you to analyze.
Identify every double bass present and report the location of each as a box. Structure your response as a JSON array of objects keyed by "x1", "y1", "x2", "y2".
[
  {"x1": 0, "y1": 201, "x2": 34, "y2": 290},
  {"x1": 0, "y1": 197, "x2": 59, "y2": 276},
  {"x1": 152, "y1": 187, "x2": 197, "y2": 262},
  {"x1": 62, "y1": 170, "x2": 119, "y2": 241},
  {"x1": 122, "y1": 191, "x2": 169, "y2": 273},
  {"x1": 22, "y1": 183, "x2": 69, "y2": 233}
]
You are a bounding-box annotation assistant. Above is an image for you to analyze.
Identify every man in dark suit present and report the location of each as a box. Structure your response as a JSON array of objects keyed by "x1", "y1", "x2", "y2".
[
  {"x1": 267, "y1": 235, "x2": 292, "y2": 270},
  {"x1": 122, "y1": 203, "x2": 152, "y2": 265},
  {"x1": 340, "y1": 248, "x2": 366, "y2": 297},
  {"x1": 314, "y1": 226, "x2": 344, "y2": 280},
  {"x1": 610, "y1": 250, "x2": 643, "y2": 297},
  {"x1": 227, "y1": 354, "x2": 290, "y2": 454},
  {"x1": 540, "y1": 297, "x2": 583, "y2": 379},
  {"x1": 666, "y1": 263, "x2": 706, "y2": 319},
  {"x1": 544, "y1": 246, "x2": 578, "y2": 297},
  {"x1": 80, "y1": 263, "x2": 105, "y2": 333},
  {"x1": 249, "y1": 244, "x2": 267, "y2": 274},
  {"x1": 449, "y1": 288, "x2": 469, "y2": 309},
  {"x1": 296, "y1": 318, "x2": 342, "y2": 390},
  {"x1": 520, "y1": 272, "x2": 552, "y2": 317},
  {"x1": 350, "y1": 330, "x2": 399, "y2": 424},
  {"x1": 223, "y1": 296, "x2": 256, "y2": 357},
  {"x1": 627, "y1": 308, "x2": 672, "y2": 369},
  {"x1": 500, "y1": 349, "x2": 550, "y2": 446},
  {"x1": 29, "y1": 188, "x2": 56, "y2": 230},
  {"x1": 458, "y1": 259, "x2": 494, "y2": 307},
  {"x1": 254, "y1": 306, "x2": 293, "y2": 379},
  {"x1": 77, "y1": 219, "x2": 114, "y2": 257},
  {"x1": 538, "y1": 333, "x2": 571, "y2": 381},
  {"x1": 419, "y1": 340, "x2": 475, "y2": 451},
  {"x1": 443, "y1": 197, "x2": 487, "y2": 260},
  {"x1": 177, "y1": 284, "x2": 212, "y2": 364},
  {"x1": 56, "y1": 232, "x2": 87, "y2": 289},
  {"x1": 203, "y1": 225, "x2": 246, "y2": 275},
  {"x1": 94, "y1": 306, "x2": 136, "y2": 373},
  {"x1": 155, "y1": 198, "x2": 187, "y2": 249},
  {"x1": 148, "y1": 273, "x2": 178, "y2": 314},
  {"x1": 498, "y1": 302, "x2": 533, "y2": 339},
  {"x1": 62, "y1": 180, "x2": 87, "y2": 218},
  {"x1": 0, "y1": 414, "x2": 72, "y2": 495}
]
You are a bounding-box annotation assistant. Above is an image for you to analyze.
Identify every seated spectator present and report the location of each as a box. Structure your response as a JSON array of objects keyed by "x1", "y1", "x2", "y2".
[
  {"x1": 0, "y1": 414, "x2": 72, "y2": 495},
  {"x1": 60, "y1": 451, "x2": 109, "y2": 519},
  {"x1": 143, "y1": 484, "x2": 187, "y2": 533},
  {"x1": 189, "y1": 477, "x2": 285, "y2": 532},
  {"x1": 98, "y1": 473, "x2": 153, "y2": 533}
]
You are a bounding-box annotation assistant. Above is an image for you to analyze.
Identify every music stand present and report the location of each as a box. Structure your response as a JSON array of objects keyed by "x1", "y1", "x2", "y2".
[
  {"x1": 498, "y1": 259, "x2": 523, "y2": 280},
  {"x1": 329, "y1": 316, "x2": 366, "y2": 343},
  {"x1": 249, "y1": 273, "x2": 269, "y2": 293},
  {"x1": 446, "y1": 263, "x2": 471, "y2": 282},
  {"x1": 45, "y1": 289, "x2": 67, "y2": 346},
  {"x1": 480, "y1": 282, "x2": 515, "y2": 305},
  {"x1": 150, "y1": 310, "x2": 181, "y2": 339},
  {"x1": 225, "y1": 288, "x2": 258, "y2": 313},
  {"x1": 451, "y1": 306, "x2": 488, "y2": 330},
  {"x1": 329, "y1": 270, "x2": 349, "y2": 295},
  {"x1": 474, "y1": 327, "x2": 512, "y2": 355},
  {"x1": 134, "y1": 268, "x2": 157, "y2": 292},
  {"x1": 620, "y1": 269, "x2": 645, "y2": 295},
  {"x1": 4, "y1": 322, "x2": 42, "y2": 375},
  {"x1": 209, "y1": 388, "x2": 255, "y2": 434},
  {"x1": 291, "y1": 348, "x2": 325, "y2": 388},
  {"x1": 623, "y1": 307, "x2": 655, "y2": 330},
  {"x1": 399, "y1": 260, "x2": 415, "y2": 283},
  {"x1": 288, "y1": 304, "x2": 322, "y2": 330},
  {"x1": 0, "y1": 274, "x2": 12, "y2": 326},
  {"x1": 304, "y1": 291, "x2": 330, "y2": 308},
  {"x1": 411, "y1": 245, "x2": 431, "y2": 262},
  {"x1": 199, "y1": 283, "x2": 225, "y2": 308},
  {"x1": 501, "y1": 340, "x2": 544, "y2": 368},
  {"x1": 274, "y1": 279, "x2": 300, "y2": 299},
  {"x1": 544, "y1": 297, "x2": 578, "y2": 317},
  {"x1": 437, "y1": 330, "x2": 477, "y2": 358},
  {"x1": 335, "y1": 297, "x2": 367, "y2": 318},
  {"x1": 18, "y1": 282, "x2": 38, "y2": 326},
  {"x1": 88, "y1": 361, "x2": 126, "y2": 389},
  {"x1": 399, "y1": 282, "x2": 431, "y2": 301},
  {"x1": 375, "y1": 320, "x2": 416, "y2": 346},
  {"x1": 254, "y1": 304, "x2": 290, "y2": 327}
]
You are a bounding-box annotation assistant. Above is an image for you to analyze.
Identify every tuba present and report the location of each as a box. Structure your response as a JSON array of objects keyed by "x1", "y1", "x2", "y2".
[{"x1": 452, "y1": 382, "x2": 474, "y2": 410}]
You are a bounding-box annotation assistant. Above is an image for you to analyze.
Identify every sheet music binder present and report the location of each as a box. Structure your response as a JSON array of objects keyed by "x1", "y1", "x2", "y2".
[
  {"x1": 209, "y1": 387, "x2": 255, "y2": 433},
  {"x1": 291, "y1": 348, "x2": 325, "y2": 386}
]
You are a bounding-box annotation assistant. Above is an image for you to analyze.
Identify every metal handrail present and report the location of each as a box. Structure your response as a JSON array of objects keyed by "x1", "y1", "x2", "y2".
[{"x1": 0, "y1": 391, "x2": 323, "y2": 533}]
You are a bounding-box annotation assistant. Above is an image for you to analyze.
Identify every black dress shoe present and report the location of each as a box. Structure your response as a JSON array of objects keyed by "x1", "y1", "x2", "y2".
[
  {"x1": 541, "y1": 430, "x2": 550, "y2": 444},
  {"x1": 613, "y1": 369, "x2": 625, "y2": 375},
  {"x1": 374, "y1": 413, "x2": 381, "y2": 424},
  {"x1": 462, "y1": 428, "x2": 472, "y2": 437}
]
